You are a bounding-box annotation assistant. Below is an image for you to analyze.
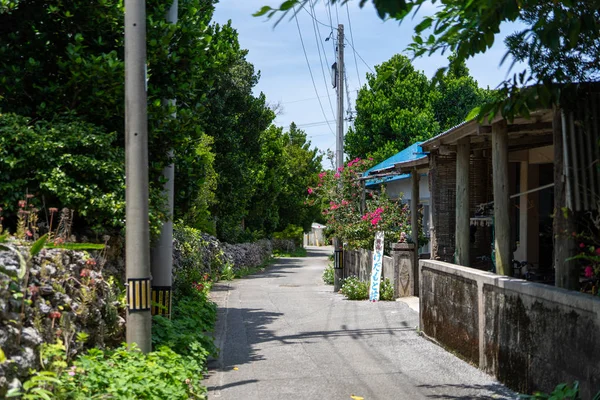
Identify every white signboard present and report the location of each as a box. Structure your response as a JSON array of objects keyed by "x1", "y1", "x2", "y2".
[{"x1": 369, "y1": 231, "x2": 385, "y2": 302}]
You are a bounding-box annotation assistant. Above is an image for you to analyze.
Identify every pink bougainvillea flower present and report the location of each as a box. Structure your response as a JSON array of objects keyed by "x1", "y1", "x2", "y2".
[
  {"x1": 334, "y1": 172, "x2": 341, "y2": 179},
  {"x1": 319, "y1": 172, "x2": 327, "y2": 179},
  {"x1": 307, "y1": 187, "x2": 313, "y2": 194},
  {"x1": 362, "y1": 214, "x2": 368, "y2": 220},
  {"x1": 584, "y1": 266, "x2": 594, "y2": 278},
  {"x1": 580, "y1": 243, "x2": 586, "y2": 248},
  {"x1": 337, "y1": 166, "x2": 344, "y2": 172},
  {"x1": 595, "y1": 247, "x2": 600, "y2": 256}
]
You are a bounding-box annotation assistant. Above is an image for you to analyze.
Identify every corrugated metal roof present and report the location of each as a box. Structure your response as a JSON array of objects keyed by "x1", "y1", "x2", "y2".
[
  {"x1": 420, "y1": 118, "x2": 475, "y2": 148},
  {"x1": 363, "y1": 142, "x2": 427, "y2": 187}
]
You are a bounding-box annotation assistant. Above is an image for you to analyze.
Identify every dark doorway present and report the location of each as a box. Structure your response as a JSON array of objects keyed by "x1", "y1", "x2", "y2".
[{"x1": 538, "y1": 163, "x2": 554, "y2": 269}]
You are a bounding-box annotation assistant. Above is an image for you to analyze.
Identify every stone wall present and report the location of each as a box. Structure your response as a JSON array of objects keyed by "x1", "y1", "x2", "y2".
[
  {"x1": 420, "y1": 259, "x2": 600, "y2": 399},
  {"x1": 0, "y1": 246, "x2": 124, "y2": 396}
]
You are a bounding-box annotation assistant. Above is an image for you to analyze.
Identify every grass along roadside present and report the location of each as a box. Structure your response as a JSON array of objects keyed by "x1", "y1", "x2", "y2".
[{"x1": 273, "y1": 247, "x2": 307, "y2": 257}]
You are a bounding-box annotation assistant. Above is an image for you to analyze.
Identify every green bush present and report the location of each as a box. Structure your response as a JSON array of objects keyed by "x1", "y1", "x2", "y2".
[
  {"x1": 272, "y1": 224, "x2": 304, "y2": 247},
  {"x1": 341, "y1": 276, "x2": 369, "y2": 300},
  {"x1": 380, "y1": 278, "x2": 395, "y2": 301},
  {"x1": 341, "y1": 276, "x2": 395, "y2": 301},
  {"x1": 152, "y1": 289, "x2": 217, "y2": 358},
  {"x1": 8, "y1": 343, "x2": 207, "y2": 400},
  {"x1": 323, "y1": 263, "x2": 334, "y2": 285},
  {"x1": 0, "y1": 113, "x2": 126, "y2": 234}
]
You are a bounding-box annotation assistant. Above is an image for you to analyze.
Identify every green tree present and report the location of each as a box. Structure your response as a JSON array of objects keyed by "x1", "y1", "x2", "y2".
[
  {"x1": 277, "y1": 122, "x2": 324, "y2": 232},
  {"x1": 345, "y1": 54, "x2": 490, "y2": 162},
  {"x1": 0, "y1": 0, "x2": 224, "y2": 235},
  {"x1": 431, "y1": 56, "x2": 494, "y2": 132},
  {"x1": 345, "y1": 54, "x2": 438, "y2": 162},
  {"x1": 195, "y1": 24, "x2": 277, "y2": 241}
]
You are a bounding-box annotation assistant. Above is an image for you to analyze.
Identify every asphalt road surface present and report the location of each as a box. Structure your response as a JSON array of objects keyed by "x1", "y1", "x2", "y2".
[{"x1": 205, "y1": 246, "x2": 517, "y2": 400}]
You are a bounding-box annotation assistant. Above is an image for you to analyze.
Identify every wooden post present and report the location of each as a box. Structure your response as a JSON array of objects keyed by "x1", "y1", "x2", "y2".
[
  {"x1": 428, "y1": 154, "x2": 438, "y2": 259},
  {"x1": 492, "y1": 120, "x2": 512, "y2": 276},
  {"x1": 553, "y1": 108, "x2": 578, "y2": 289},
  {"x1": 411, "y1": 168, "x2": 420, "y2": 295},
  {"x1": 455, "y1": 137, "x2": 470, "y2": 266}
]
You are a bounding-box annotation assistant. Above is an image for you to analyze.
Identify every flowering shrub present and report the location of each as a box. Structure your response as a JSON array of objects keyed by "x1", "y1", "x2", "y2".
[
  {"x1": 307, "y1": 157, "x2": 421, "y2": 253},
  {"x1": 571, "y1": 231, "x2": 600, "y2": 296}
]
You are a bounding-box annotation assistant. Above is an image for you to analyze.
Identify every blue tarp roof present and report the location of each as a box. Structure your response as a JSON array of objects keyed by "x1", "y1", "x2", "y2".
[{"x1": 363, "y1": 142, "x2": 427, "y2": 188}]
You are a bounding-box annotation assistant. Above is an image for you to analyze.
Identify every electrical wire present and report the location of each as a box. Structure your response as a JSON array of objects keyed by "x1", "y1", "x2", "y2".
[
  {"x1": 297, "y1": 120, "x2": 336, "y2": 128},
  {"x1": 308, "y1": 0, "x2": 335, "y2": 117},
  {"x1": 325, "y1": 0, "x2": 336, "y2": 54},
  {"x1": 293, "y1": 7, "x2": 335, "y2": 136},
  {"x1": 301, "y1": 5, "x2": 334, "y2": 29},
  {"x1": 283, "y1": 93, "x2": 335, "y2": 105},
  {"x1": 307, "y1": 0, "x2": 336, "y2": 119},
  {"x1": 344, "y1": 37, "x2": 375, "y2": 74},
  {"x1": 345, "y1": 3, "x2": 362, "y2": 88}
]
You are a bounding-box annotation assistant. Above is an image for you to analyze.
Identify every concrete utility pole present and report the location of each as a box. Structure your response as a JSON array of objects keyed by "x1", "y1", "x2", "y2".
[
  {"x1": 150, "y1": 0, "x2": 177, "y2": 319},
  {"x1": 333, "y1": 24, "x2": 344, "y2": 292},
  {"x1": 125, "y1": 0, "x2": 152, "y2": 353}
]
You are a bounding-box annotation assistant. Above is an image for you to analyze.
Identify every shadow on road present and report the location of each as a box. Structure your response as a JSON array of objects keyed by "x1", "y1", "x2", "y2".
[{"x1": 418, "y1": 383, "x2": 517, "y2": 399}]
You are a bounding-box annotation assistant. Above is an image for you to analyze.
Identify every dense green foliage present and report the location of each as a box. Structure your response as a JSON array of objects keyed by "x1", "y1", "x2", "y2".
[
  {"x1": 0, "y1": 0, "x2": 322, "y2": 242},
  {"x1": 345, "y1": 54, "x2": 490, "y2": 162},
  {"x1": 340, "y1": 276, "x2": 394, "y2": 301},
  {"x1": 0, "y1": 113, "x2": 125, "y2": 233}
]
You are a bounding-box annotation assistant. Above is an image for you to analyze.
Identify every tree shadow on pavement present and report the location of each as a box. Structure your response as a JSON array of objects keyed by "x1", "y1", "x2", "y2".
[{"x1": 418, "y1": 383, "x2": 518, "y2": 399}]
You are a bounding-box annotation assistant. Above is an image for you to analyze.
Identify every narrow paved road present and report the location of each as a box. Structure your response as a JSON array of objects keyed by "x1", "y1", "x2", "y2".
[{"x1": 205, "y1": 247, "x2": 516, "y2": 400}]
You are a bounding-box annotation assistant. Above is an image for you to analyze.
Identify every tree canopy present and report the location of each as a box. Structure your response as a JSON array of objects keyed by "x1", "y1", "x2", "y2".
[
  {"x1": 0, "y1": 0, "x2": 323, "y2": 242},
  {"x1": 345, "y1": 54, "x2": 490, "y2": 162}
]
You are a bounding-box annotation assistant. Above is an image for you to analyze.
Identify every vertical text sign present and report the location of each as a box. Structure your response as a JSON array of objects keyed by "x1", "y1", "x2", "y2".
[{"x1": 369, "y1": 231, "x2": 385, "y2": 301}]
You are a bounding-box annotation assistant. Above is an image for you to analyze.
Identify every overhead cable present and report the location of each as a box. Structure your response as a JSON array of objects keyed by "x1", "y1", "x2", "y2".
[
  {"x1": 307, "y1": 0, "x2": 336, "y2": 118},
  {"x1": 345, "y1": 3, "x2": 362, "y2": 88},
  {"x1": 344, "y1": 38, "x2": 375, "y2": 74},
  {"x1": 293, "y1": 7, "x2": 335, "y2": 136}
]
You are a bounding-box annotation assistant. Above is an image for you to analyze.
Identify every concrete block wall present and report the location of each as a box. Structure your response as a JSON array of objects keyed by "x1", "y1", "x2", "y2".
[
  {"x1": 420, "y1": 259, "x2": 600, "y2": 398},
  {"x1": 343, "y1": 249, "x2": 394, "y2": 292}
]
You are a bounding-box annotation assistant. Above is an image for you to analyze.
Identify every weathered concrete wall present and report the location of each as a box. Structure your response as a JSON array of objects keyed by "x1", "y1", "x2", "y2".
[
  {"x1": 343, "y1": 249, "x2": 394, "y2": 292},
  {"x1": 420, "y1": 260, "x2": 600, "y2": 399},
  {"x1": 420, "y1": 268, "x2": 479, "y2": 363}
]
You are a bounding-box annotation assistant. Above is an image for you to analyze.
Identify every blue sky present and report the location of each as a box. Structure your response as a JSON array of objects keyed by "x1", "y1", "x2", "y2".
[{"x1": 212, "y1": 1, "x2": 525, "y2": 166}]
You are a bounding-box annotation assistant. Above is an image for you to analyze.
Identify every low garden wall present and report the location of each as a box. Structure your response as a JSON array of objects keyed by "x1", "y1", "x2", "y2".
[
  {"x1": 420, "y1": 259, "x2": 600, "y2": 398},
  {"x1": 343, "y1": 244, "x2": 415, "y2": 299}
]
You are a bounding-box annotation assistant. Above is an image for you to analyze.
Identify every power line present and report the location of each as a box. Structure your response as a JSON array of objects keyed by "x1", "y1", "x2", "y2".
[
  {"x1": 334, "y1": 1, "x2": 340, "y2": 26},
  {"x1": 307, "y1": 0, "x2": 336, "y2": 119},
  {"x1": 324, "y1": 0, "x2": 336, "y2": 54},
  {"x1": 282, "y1": 88, "x2": 359, "y2": 105},
  {"x1": 293, "y1": 7, "x2": 335, "y2": 136},
  {"x1": 297, "y1": 119, "x2": 336, "y2": 128},
  {"x1": 344, "y1": 37, "x2": 375, "y2": 74},
  {"x1": 301, "y1": 5, "x2": 334, "y2": 29},
  {"x1": 283, "y1": 93, "x2": 335, "y2": 105},
  {"x1": 345, "y1": 3, "x2": 362, "y2": 88}
]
